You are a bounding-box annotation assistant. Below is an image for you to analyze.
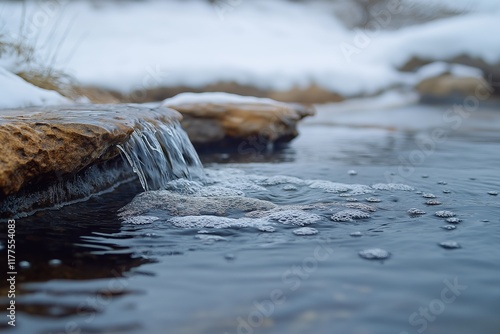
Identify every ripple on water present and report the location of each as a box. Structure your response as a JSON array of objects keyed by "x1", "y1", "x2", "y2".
[
  {"x1": 331, "y1": 209, "x2": 371, "y2": 222},
  {"x1": 359, "y1": 248, "x2": 390, "y2": 260},
  {"x1": 425, "y1": 200, "x2": 442, "y2": 206},
  {"x1": 371, "y1": 183, "x2": 414, "y2": 191},
  {"x1": 366, "y1": 197, "x2": 381, "y2": 203},
  {"x1": 422, "y1": 193, "x2": 437, "y2": 199},
  {"x1": 487, "y1": 191, "x2": 498, "y2": 196},
  {"x1": 441, "y1": 225, "x2": 457, "y2": 230},
  {"x1": 350, "y1": 231, "x2": 363, "y2": 237},
  {"x1": 123, "y1": 215, "x2": 160, "y2": 225},
  {"x1": 293, "y1": 227, "x2": 319, "y2": 236},
  {"x1": 195, "y1": 235, "x2": 227, "y2": 242}
]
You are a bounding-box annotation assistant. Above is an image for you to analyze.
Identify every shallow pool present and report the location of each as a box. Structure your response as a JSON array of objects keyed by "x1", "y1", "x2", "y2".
[{"x1": 1, "y1": 103, "x2": 499, "y2": 334}]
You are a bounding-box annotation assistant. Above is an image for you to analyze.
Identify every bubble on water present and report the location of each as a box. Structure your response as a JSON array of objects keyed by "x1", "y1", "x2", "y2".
[
  {"x1": 350, "y1": 231, "x2": 363, "y2": 237},
  {"x1": 487, "y1": 191, "x2": 498, "y2": 196},
  {"x1": 225, "y1": 253, "x2": 236, "y2": 261},
  {"x1": 195, "y1": 234, "x2": 227, "y2": 242},
  {"x1": 123, "y1": 216, "x2": 160, "y2": 225},
  {"x1": 422, "y1": 193, "x2": 437, "y2": 199},
  {"x1": 443, "y1": 190, "x2": 451, "y2": 194},
  {"x1": 267, "y1": 210, "x2": 322, "y2": 226},
  {"x1": 169, "y1": 215, "x2": 266, "y2": 229},
  {"x1": 359, "y1": 248, "x2": 390, "y2": 260},
  {"x1": 258, "y1": 175, "x2": 306, "y2": 186},
  {"x1": 371, "y1": 183, "x2": 414, "y2": 191},
  {"x1": 48, "y1": 259, "x2": 62, "y2": 267},
  {"x1": 283, "y1": 185, "x2": 298, "y2": 191},
  {"x1": 446, "y1": 217, "x2": 461, "y2": 224},
  {"x1": 119, "y1": 190, "x2": 277, "y2": 218},
  {"x1": 441, "y1": 225, "x2": 457, "y2": 230},
  {"x1": 258, "y1": 225, "x2": 276, "y2": 233},
  {"x1": 331, "y1": 210, "x2": 371, "y2": 222},
  {"x1": 439, "y1": 241, "x2": 461, "y2": 249},
  {"x1": 408, "y1": 208, "x2": 426, "y2": 216},
  {"x1": 482, "y1": 219, "x2": 490, "y2": 222},
  {"x1": 437, "y1": 181, "x2": 448, "y2": 185},
  {"x1": 366, "y1": 197, "x2": 381, "y2": 203},
  {"x1": 293, "y1": 227, "x2": 319, "y2": 236},
  {"x1": 348, "y1": 170, "x2": 358, "y2": 176},
  {"x1": 426, "y1": 200, "x2": 442, "y2": 206},
  {"x1": 19, "y1": 261, "x2": 31, "y2": 269},
  {"x1": 435, "y1": 210, "x2": 456, "y2": 218},
  {"x1": 307, "y1": 180, "x2": 373, "y2": 195},
  {"x1": 415, "y1": 191, "x2": 423, "y2": 195},
  {"x1": 345, "y1": 198, "x2": 358, "y2": 202},
  {"x1": 343, "y1": 203, "x2": 377, "y2": 212},
  {"x1": 195, "y1": 186, "x2": 245, "y2": 197}
]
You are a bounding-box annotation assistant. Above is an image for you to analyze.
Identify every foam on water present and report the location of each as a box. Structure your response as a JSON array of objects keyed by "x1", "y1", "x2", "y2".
[
  {"x1": 331, "y1": 210, "x2": 371, "y2": 222},
  {"x1": 359, "y1": 248, "x2": 390, "y2": 260},
  {"x1": 119, "y1": 168, "x2": 419, "y2": 239},
  {"x1": 435, "y1": 210, "x2": 456, "y2": 218},
  {"x1": 293, "y1": 227, "x2": 319, "y2": 236},
  {"x1": 439, "y1": 241, "x2": 461, "y2": 249},
  {"x1": 408, "y1": 208, "x2": 426, "y2": 216},
  {"x1": 371, "y1": 183, "x2": 414, "y2": 191}
]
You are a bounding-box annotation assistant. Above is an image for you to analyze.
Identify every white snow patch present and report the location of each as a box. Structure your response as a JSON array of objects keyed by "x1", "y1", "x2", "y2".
[{"x1": 0, "y1": 67, "x2": 69, "y2": 109}]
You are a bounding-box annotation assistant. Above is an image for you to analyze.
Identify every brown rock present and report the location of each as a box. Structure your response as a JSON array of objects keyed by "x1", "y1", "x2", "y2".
[
  {"x1": 79, "y1": 82, "x2": 344, "y2": 105},
  {"x1": 0, "y1": 104, "x2": 181, "y2": 197},
  {"x1": 416, "y1": 74, "x2": 492, "y2": 99},
  {"x1": 402, "y1": 55, "x2": 500, "y2": 96},
  {"x1": 162, "y1": 93, "x2": 315, "y2": 148}
]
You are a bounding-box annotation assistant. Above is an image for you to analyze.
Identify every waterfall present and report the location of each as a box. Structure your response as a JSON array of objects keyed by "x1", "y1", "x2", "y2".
[{"x1": 117, "y1": 119, "x2": 205, "y2": 191}]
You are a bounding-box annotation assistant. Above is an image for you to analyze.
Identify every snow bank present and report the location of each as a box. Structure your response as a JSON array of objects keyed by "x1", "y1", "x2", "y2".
[
  {"x1": 0, "y1": 68, "x2": 69, "y2": 109},
  {"x1": 0, "y1": 0, "x2": 498, "y2": 100},
  {"x1": 163, "y1": 92, "x2": 287, "y2": 106}
]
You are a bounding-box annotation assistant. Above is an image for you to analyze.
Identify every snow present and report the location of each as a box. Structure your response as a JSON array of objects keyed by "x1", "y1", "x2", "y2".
[
  {"x1": 0, "y1": 0, "x2": 498, "y2": 103},
  {"x1": 162, "y1": 92, "x2": 285, "y2": 106},
  {"x1": 0, "y1": 67, "x2": 69, "y2": 109},
  {"x1": 414, "y1": 62, "x2": 484, "y2": 81}
]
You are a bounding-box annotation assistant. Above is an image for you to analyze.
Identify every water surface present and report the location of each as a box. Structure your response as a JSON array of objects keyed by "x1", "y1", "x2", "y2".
[{"x1": 1, "y1": 103, "x2": 499, "y2": 334}]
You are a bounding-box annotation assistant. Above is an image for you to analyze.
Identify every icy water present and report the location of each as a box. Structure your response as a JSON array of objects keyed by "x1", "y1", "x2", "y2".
[{"x1": 1, "y1": 103, "x2": 500, "y2": 334}]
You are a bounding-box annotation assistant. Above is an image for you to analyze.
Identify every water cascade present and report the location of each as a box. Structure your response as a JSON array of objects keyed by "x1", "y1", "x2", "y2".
[{"x1": 117, "y1": 120, "x2": 205, "y2": 191}]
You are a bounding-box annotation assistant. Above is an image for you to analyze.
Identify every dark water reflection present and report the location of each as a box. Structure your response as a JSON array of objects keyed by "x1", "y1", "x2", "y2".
[{"x1": 1, "y1": 104, "x2": 500, "y2": 334}]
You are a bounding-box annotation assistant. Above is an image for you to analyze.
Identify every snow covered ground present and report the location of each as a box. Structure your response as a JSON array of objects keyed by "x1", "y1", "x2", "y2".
[
  {"x1": 0, "y1": 67, "x2": 68, "y2": 108},
  {"x1": 0, "y1": 0, "x2": 499, "y2": 108}
]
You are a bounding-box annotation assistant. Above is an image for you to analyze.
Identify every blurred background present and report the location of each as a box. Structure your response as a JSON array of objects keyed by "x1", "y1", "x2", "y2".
[{"x1": 1, "y1": 0, "x2": 499, "y2": 107}]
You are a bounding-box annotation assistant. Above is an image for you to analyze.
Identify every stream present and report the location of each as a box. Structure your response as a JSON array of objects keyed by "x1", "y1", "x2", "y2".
[{"x1": 1, "y1": 102, "x2": 499, "y2": 334}]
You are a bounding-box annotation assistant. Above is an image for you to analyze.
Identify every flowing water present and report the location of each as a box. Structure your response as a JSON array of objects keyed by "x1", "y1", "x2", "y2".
[{"x1": 1, "y1": 103, "x2": 499, "y2": 334}]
